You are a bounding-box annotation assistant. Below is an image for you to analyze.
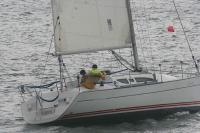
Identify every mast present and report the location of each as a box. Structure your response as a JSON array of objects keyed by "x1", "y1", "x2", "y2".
[{"x1": 126, "y1": 0, "x2": 140, "y2": 71}]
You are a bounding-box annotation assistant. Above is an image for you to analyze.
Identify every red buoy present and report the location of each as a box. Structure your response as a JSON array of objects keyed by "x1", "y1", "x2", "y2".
[{"x1": 167, "y1": 25, "x2": 175, "y2": 32}]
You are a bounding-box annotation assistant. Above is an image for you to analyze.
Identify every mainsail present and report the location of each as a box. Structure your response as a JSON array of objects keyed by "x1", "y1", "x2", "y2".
[{"x1": 51, "y1": 0, "x2": 132, "y2": 55}]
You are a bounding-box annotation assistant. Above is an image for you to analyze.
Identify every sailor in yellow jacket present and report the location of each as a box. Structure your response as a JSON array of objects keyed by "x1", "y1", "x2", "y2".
[
  {"x1": 80, "y1": 64, "x2": 106, "y2": 89},
  {"x1": 88, "y1": 64, "x2": 105, "y2": 79}
]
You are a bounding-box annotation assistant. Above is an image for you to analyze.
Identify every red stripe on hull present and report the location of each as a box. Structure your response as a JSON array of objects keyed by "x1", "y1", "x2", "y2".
[{"x1": 63, "y1": 101, "x2": 200, "y2": 119}]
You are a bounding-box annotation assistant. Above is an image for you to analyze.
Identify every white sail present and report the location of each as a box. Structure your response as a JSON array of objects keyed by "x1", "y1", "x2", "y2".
[{"x1": 52, "y1": 0, "x2": 131, "y2": 55}]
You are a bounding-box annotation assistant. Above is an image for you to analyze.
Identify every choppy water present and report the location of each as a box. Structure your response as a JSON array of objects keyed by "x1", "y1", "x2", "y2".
[{"x1": 1, "y1": 0, "x2": 200, "y2": 132}]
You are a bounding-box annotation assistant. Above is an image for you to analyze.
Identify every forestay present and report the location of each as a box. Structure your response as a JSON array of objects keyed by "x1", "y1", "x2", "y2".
[{"x1": 51, "y1": 0, "x2": 132, "y2": 55}]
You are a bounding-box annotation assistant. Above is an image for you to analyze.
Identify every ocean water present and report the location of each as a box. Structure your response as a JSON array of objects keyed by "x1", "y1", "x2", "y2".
[{"x1": 1, "y1": 0, "x2": 200, "y2": 132}]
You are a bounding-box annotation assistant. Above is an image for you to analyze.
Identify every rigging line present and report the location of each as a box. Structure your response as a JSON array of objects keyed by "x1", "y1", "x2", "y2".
[
  {"x1": 58, "y1": 55, "x2": 64, "y2": 90},
  {"x1": 172, "y1": 0, "x2": 199, "y2": 74},
  {"x1": 111, "y1": 50, "x2": 135, "y2": 69},
  {"x1": 40, "y1": 16, "x2": 60, "y2": 85},
  {"x1": 63, "y1": 62, "x2": 73, "y2": 82},
  {"x1": 38, "y1": 86, "x2": 60, "y2": 103},
  {"x1": 110, "y1": 50, "x2": 135, "y2": 72},
  {"x1": 113, "y1": 49, "x2": 121, "y2": 70},
  {"x1": 118, "y1": 49, "x2": 123, "y2": 70}
]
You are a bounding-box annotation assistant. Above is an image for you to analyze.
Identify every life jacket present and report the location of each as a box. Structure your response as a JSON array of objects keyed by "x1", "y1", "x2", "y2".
[
  {"x1": 89, "y1": 68, "x2": 106, "y2": 80},
  {"x1": 80, "y1": 68, "x2": 107, "y2": 89},
  {"x1": 88, "y1": 68, "x2": 102, "y2": 77}
]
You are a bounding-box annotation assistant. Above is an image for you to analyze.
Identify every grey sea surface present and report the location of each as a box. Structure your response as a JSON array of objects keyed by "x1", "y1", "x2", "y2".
[{"x1": 1, "y1": 0, "x2": 200, "y2": 132}]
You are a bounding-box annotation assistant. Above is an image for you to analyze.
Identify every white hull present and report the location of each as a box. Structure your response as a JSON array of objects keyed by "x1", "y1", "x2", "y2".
[{"x1": 21, "y1": 76, "x2": 200, "y2": 124}]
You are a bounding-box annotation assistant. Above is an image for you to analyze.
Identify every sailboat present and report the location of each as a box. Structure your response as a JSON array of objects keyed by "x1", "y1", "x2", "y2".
[{"x1": 18, "y1": 0, "x2": 200, "y2": 124}]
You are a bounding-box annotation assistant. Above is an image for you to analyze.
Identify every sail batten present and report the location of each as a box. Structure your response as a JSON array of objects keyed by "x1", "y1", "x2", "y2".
[{"x1": 52, "y1": 0, "x2": 131, "y2": 55}]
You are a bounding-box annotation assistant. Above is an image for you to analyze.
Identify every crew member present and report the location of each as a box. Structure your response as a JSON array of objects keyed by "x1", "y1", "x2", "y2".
[
  {"x1": 88, "y1": 64, "x2": 105, "y2": 78},
  {"x1": 79, "y1": 69, "x2": 96, "y2": 89}
]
